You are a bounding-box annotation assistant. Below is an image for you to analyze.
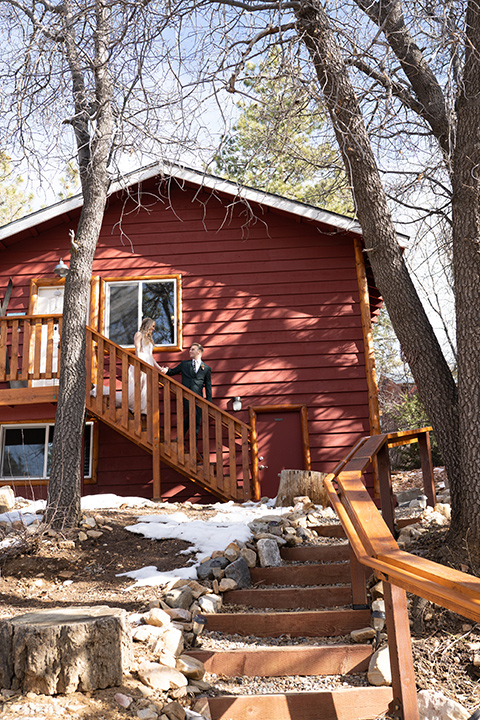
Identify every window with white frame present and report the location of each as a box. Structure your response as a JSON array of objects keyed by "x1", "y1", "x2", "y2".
[
  {"x1": 0, "y1": 423, "x2": 93, "y2": 479},
  {"x1": 105, "y1": 278, "x2": 178, "y2": 348}
]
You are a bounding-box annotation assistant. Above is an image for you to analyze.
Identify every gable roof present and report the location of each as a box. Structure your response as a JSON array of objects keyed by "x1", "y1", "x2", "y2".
[{"x1": 0, "y1": 161, "x2": 364, "y2": 244}]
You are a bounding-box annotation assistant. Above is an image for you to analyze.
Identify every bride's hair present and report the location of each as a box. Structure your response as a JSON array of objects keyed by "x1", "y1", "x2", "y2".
[{"x1": 139, "y1": 317, "x2": 155, "y2": 337}]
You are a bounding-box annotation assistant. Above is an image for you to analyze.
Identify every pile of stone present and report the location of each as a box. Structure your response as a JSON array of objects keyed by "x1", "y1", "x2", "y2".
[{"x1": 196, "y1": 496, "x2": 338, "y2": 592}]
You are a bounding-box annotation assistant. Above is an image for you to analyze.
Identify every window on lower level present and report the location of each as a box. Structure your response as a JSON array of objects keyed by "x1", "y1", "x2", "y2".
[
  {"x1": 104, "y1": 277, "x2": 180, "y2": 349},
  {"x1": 0, "y1": 423, "x2": 93, "y2": 480}
]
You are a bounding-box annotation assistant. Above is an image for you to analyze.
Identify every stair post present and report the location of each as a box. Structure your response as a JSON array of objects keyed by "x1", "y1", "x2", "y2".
[{"x1": 383, "y1": 581, "x2": 419, "y2": 720}]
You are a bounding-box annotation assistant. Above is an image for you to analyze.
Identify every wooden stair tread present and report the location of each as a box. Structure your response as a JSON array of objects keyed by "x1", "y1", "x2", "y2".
[
  {"x1": 250, "y1": 563, "x2": 351, "y2": 586},
  {"x1": 281, "y1": 544, "x2": 350, "y2": 562},
  {"x1": 204, "y1": 608, "x2": 371, "y2": 637},
  {"x1": 205, "y1": 687, "x2": 394, "y2": 720},
  {"x1": 188, "y1": 643, "x2": 372, "y2": 676},
  {"x1": 223, "y1": 585, "x2": 352, "y2": 609}
]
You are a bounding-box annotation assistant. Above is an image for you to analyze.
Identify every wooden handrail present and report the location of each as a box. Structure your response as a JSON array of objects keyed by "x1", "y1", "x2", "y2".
[
  {"x1": 86, "y1": 326, "x2": 253, "y2": 502},
  {"x1": 325, "y1": 428, "x2": 473, "y2": 717}
]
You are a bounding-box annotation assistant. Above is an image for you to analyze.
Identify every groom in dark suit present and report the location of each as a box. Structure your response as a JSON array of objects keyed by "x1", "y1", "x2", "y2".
[{"x1": 161, "y1": 343, "x2": 212, "y2": 438}]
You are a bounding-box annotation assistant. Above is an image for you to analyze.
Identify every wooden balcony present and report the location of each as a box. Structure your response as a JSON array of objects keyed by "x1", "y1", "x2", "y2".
[{"x1": 0, "y1": 315, "x2": 254, "y2": 502}]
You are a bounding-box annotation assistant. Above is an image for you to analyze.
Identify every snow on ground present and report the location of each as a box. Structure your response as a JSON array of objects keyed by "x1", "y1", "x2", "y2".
[{"x1": 5, "y1": 493, "x2": 294, "y2": 589}]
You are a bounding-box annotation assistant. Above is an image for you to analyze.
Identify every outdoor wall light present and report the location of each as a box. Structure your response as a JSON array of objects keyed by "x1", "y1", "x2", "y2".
[
  {"x1": 232, "y1": 396, "x2": 242, "y2": 412},
  {"x1": 54, "y1": 258, "x2": 69, "y2": 278},
  {"x1": 191, "y1": 614, "x2": 207, "y2": 646}
]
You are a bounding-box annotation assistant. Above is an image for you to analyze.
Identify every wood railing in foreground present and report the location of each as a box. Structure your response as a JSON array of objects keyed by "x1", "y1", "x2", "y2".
[
  {"x1": 86, "y1": 327, "x2": 253, "y2": 503},
  {"x1": 326, "y1": 428, "x2": 480, "y2": 720}
]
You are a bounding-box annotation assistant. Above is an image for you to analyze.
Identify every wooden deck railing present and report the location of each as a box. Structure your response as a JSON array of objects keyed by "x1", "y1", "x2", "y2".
[
  {"x1": 0, "y1": 316, "x2": 253, "y2": 502},
  {"x1": 0, "y1": 314, "x2": 63, "y2": 384},
  {"x1": 326, "y1": 428, "x2": 480, "y2": 719}
]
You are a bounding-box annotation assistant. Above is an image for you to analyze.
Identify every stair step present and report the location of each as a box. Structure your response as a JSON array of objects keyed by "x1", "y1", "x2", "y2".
[
  {"x1": 311, "y1": 525, "x2": 347, "y2": 538},
  {"x1": 204, "y1": 687, "x2": 394, "y2": 720},
  {"x1": 204, "y1": 608, "x2": 371, "y2": 637},
  {"x1": 281, "y1": 544, "x2": 350, "y2": 562},
  {"x1": 250, "y1": 563, "x2": 351, "y2": 586},
  {"x1": 223, "y1": 585, "x2": 352, "y2": 609},
  {"x1": 188, "y1": 643, "x2": 372, "y2": 676}
]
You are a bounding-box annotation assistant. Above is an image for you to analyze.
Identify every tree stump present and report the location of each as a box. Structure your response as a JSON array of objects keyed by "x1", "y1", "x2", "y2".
[
  {"x1": 275, "y1": 469, "x2": 330, "y2": 507},
  {"x1": 0, "y1": 606, "x2": 132, "y2": 694}
]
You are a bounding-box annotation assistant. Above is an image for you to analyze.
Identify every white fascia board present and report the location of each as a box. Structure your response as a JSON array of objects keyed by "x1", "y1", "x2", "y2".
[{"x1": 0, "y1": 161, "x2": 366, "y2": 242}]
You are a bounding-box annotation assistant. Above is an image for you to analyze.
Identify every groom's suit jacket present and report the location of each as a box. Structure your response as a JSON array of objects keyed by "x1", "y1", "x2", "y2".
[{"x1": 166, "y1": 360, "x2": 212, "y2": 402}]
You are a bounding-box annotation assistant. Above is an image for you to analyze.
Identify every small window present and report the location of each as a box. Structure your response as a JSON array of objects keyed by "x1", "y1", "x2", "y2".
[
  {"x1": 0, "y1": 423, "x2": 93, "y2": 480},
  {"x1": 104, "y1": 277, "x2": 180, "y2": 349}
]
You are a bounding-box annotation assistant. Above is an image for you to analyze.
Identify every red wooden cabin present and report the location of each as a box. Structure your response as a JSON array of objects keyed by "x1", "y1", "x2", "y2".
[{"x1": 0, "y1": 163, "x2": 381, "y2": 504}]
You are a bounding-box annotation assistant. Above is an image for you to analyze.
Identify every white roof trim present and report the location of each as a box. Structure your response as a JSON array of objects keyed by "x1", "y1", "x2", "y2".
[{"x1": 0, "y1": 161, "x2": 364, "y2": 242}]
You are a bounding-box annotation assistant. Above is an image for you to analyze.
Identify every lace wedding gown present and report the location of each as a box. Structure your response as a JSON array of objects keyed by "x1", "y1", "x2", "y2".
[{"x1": 128, "y1": 336, "x2": 155, "y2": 413}]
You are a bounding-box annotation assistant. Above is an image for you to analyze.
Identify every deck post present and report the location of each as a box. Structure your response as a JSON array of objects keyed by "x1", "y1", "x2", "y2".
[
  {"x1": 418, "y1": 431, "x2": 436, "y2": 507},
  {"x1": 383, "y1": 581, "x2": 419, "y2": 720},
  {"x1": 152, "y1": 378, "x2": 161, "y2": 500},
  {"x1": 349, "y1": 546, "x2": 368, "y2": 608},
  {"x1": 376, "y1": 443, "x2": 396, "y2": 536}
]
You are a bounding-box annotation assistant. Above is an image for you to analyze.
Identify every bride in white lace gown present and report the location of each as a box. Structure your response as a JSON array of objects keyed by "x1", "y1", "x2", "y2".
[{"x1": 128, "y1": 318, "x2": 162, "y2": 413}]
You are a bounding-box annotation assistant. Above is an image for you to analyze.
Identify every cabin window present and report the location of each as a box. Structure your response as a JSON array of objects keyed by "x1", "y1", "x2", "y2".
[
  {"x1": 104, "y1": 277, "x2": 180, "y2": 349},
  {"x1": 0, "y1": 423, "x2": 93, "y2": 480}
]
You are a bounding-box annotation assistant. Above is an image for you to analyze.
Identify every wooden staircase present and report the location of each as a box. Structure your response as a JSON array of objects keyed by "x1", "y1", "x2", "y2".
[
  {"x1": 188, "y1": 541, "x2": 394, "y2": 720},
  {"x1": 0, "y1": 315, "x2": 254, "y2": 503}
]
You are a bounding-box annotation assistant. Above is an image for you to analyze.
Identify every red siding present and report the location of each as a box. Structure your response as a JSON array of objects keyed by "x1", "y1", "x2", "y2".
[{"x1": 0, "y1": 176, "x2": 377, "y2": 500}]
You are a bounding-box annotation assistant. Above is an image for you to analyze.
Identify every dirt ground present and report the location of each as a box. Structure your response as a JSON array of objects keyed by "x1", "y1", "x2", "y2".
[{"x1": 1, "y1": 473, "x2": 480, "y2": 716}]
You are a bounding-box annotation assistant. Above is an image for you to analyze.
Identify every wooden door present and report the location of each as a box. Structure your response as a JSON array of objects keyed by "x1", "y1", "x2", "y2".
[{"x1": 253, "y1": 406, "x2": 310, "y2": 499}]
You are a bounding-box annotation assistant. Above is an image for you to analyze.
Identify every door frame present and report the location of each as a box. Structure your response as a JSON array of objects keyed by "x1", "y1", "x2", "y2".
[{"x1": 249, "y1": 404, "x2": 311, "y2": 500}]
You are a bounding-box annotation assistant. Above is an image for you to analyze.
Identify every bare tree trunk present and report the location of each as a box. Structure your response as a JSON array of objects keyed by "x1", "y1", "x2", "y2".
[
  {"x1": 449, "y1": 0, "x2": 480, "y2": 543},
  {"x1": 294, "y1": 0, "x2": 462, "y2": 529},
  {"x1": 46, "y1": 0, "x2": 113, "y2": 528}
]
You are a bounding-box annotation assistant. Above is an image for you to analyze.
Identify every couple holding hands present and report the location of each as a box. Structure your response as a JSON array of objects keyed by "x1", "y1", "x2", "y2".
[{"x1": 129, "y1": 318, "x2": 212, "y2": 437}]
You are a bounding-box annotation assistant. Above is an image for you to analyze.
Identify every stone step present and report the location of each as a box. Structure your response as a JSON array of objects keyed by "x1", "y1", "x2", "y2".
[
  {"x1": 203, "y1": 608, "x2": 371, "y2": 638},
  {"x1": 223, "y1": 584, "x2": 352, "y2": 609},
  {"x1": 188, "y1": 643, "x2": 372, "y2": 677},
  {"x1": 204, "y1": 687, "x2": 394, "y2": 720},
  {"x1": 250, "y1": 562, "x2": 351, "y2": 587}
]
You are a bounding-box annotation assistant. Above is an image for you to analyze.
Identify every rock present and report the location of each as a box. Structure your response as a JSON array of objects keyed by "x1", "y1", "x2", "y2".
[
  {"x1": 367, "y1": 646, "x2": 392, "y2": 686},
  {"x1": 434, "y1": 503, "x2": 451, "y2": 521},
  {"x1": 137, "y1": 662, "x2": 188, "y2": 691},
  {"x1": 370, "y1": 581, "x2": 384, "y2": 599},
  {"x1": 224, "y1": 543, "x2": 240, "y2": 562},
  {"x1": 158, "y1": 650, "x2": 177, "y2": 668},
  {"x1": 239, "y1": 548, "x2": 257, "y2": 568},
  {"x1": 176, "y1": 655, "x2": 205, "y2": 680},
  {"x1": 350, "y1": 627, "x2": 376, "y2": 643},
  {"x1": 133, "y1": 625, "x2": 165, "y2": 643},
  {"x1": 77, "y1": 531, "x2": 88, "y2": 542},
  {"x1": 143, "y1": 608, "x2": 172, "y2": 629},
  {"x1": 254, "y1": 532, "x2": 287, "y2": 545},
  {"x1": 115, "y1": 692, "x2": 133, "y2": 708},
  {"x1": 257, "y1": 538, "x2": 282, "y2": 567},
  {"x1": 162, "y1": 607, "x2": 191, "y2": 622},
  {"x1": 159, "y1": 626, "x2": 184, "y2": 656},
  {"x1": 191, "y1": 697, "x2": 212, "y2": 718},
  {"x1": 0, "y1": 486, "x2": 15, "y2": 513},
  {"x1": 137, "y1": 708, "x2": 158, "y2": 720},
  {"x1": 417, "y1": 689, "x2": 470, "y2": 719},
  {"x1": 196, "y1": 557, "x2": 229, "y2": 580},
  {"x1": 162, "y1": 700, "x2": 186, "y2": 720},
  {"x1": 186, "y1": 580, "x2": 209, "y2": 599},
  {"x1": 218, "y1": 578, "x2": 238, "y2": 592},
  {"x1": 86, "y1": 530, "x2": 103, "y2": 539},
  {"x1": 224, "y1": 557, "x2": 251, "y2": 588},
  {"x1": 0, "y1": 606, "x2": 132, "y2": 694},
  {"x1": 198, "y1": 594, "x2": 222, "y2": 614},
  {"x1": 164, "y1": 587, "x2": 194, "y2": 610}
]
